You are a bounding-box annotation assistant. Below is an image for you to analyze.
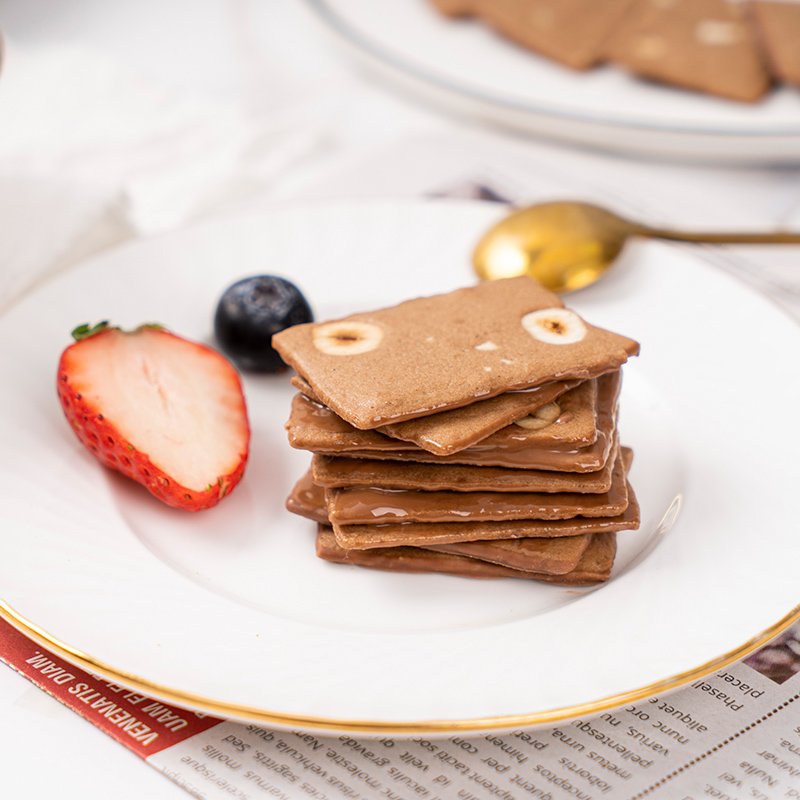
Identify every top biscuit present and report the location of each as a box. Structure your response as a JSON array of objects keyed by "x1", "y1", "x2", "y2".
[{"x1": 272, "y1": 277, "x2": 638, "y2": 430}]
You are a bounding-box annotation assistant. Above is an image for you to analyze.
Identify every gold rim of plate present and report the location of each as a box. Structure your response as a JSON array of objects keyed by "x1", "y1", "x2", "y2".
[{"x1": 3, "y1": 597, "x2": 799, "y2": 734}]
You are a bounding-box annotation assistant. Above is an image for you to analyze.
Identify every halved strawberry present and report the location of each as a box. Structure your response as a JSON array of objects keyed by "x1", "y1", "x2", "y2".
[{"x1": 57, "y1": 322, "x2": 250, "y2": 511}]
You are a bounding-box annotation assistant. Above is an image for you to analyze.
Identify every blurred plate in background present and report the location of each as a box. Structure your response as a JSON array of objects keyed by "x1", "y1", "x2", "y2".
[{"x1": 304, "y1": 0, "x2": 800, "y2": 162}]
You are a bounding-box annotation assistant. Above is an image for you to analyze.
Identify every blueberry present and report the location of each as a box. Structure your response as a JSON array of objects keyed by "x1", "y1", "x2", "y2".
[{"x1": 214, "y1": 275, "x2": 313, "y2": 372}]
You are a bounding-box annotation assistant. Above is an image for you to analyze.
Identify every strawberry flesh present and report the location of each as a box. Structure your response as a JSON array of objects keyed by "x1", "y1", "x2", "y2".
[{"x1": 57, "y1": 323, "x2": 250, "y2": 511}]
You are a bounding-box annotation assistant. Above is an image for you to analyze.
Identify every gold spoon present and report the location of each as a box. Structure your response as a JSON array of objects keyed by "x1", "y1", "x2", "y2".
[{"x1": 473, "y1": 201, "x2": 800, "y2": 293}]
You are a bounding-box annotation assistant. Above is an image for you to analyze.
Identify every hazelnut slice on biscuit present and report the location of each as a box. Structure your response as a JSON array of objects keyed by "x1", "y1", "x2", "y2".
[
  {"x1": 313, "y1": 321, "x2": 384, "y2": 356},
  {"x1": 522, "y1": 308, "x2": 587, "y2": 345}
]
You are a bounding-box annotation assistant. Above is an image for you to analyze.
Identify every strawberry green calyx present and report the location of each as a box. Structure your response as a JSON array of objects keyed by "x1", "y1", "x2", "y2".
[
  {"x1": 70, "y1": 321, "x2": 166, "y2": 342},
  {"x1": 71, "y1": 321, "x2": 111, "y2": 341}
]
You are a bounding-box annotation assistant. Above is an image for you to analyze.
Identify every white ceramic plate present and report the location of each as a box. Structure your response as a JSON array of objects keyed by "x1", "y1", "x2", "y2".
[
  {"x1": 303, "y1": 0, "x2": 800, "y2": 162},
  {"x1": 1, "y1": 199, "x2": 799, "y2": 734}
]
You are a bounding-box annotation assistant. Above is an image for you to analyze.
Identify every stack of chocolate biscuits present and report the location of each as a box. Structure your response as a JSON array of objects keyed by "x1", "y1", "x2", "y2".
[
  {"x1": 273, "y1": 277, "x2": 641, "y2": 585},
  {"x1": 428, "y1": 0, "x2": 800, "y2": 103}
]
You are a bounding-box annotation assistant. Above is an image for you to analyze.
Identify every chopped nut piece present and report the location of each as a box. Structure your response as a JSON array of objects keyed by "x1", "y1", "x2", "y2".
[{"x1": 514, "y1": 401, "x2": 561, "y2": 430}]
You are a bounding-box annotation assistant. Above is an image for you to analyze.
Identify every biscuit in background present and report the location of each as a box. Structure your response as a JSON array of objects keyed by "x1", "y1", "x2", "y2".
[
  {"x1": 749, "y1": 1, "x2": 800, "y2": 87},
  {"x1": 603, "y1": 0, "x2": 772, "y2": 102},
  {"x1": 433, "y1": 0, "x2": 640, "y2": 70},
  {"x1": 428, "y1": 0, "x2": 474, "y2": 17}
]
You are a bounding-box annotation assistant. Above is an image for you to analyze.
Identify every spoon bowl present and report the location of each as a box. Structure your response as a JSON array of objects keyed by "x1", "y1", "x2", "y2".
[{"x1": 473, "y1": 200, "x2": 800, "y2": 293}]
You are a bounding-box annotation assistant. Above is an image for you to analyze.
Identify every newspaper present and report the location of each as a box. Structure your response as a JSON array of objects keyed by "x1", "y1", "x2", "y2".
[{"x1": 2, "y1": 615, "x2": 799, "y2": 800}]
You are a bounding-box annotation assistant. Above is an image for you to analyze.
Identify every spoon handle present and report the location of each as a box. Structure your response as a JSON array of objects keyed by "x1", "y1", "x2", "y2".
[{"x1": 643, "y1": 227, "x2": 800, "y2": 245}]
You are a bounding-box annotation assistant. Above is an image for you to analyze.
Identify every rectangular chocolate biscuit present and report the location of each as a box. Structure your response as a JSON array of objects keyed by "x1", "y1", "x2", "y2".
[
  {"x1": 273, "y1": 277, "x2": 638, "y2": 429},
  {"x1": 292, "y1": 374, "x2": 581, "y2": 456},
  {"x1": 330, "y1": 446, "x2": 631, "y2": 540},
  {"x1": 332, "y1": 475, "x2": 639, "y2": 551},
  {"x1": 316, "y1": 526, "x2": 617, "y2": 585},
  {"x1": 532, "y1": 531, "x2": 617, "y2": 585},
  {"x1": 286, "y1": 387, "x2": 586, "y2": 456},
  {"x1": 311, "y1": 423, "x2": 617, "y2": 473},
  {"x1": 326, "y1": 446, "x2": 629, "y2": 525},
  {"x1": 423, "y1": 533, "x2": 592, "y2": 575},
  {"x1": 285, "y1": 466, "x2": 639, "y2": 552},
  {"x1": 292, "y1": 370, "x2": 620, "y2": 472},
  {"x1": 332, "y1": 495, "x2": 639, "y2": 550},
  {"x1": 311, "y1": 435, "x2": 618, "y2": 493},
  {"x1": 285, "y1": 468, "x2": 329, "y2": 524},
  {"x1": 377, "y1": 379, "x2": 585, "y2": 454}
]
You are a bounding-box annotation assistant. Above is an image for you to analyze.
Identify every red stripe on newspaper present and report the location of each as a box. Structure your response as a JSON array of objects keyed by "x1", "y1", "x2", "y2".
[{"x1": 0, "y1": 617, "x2": 224, "y2": 757}]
